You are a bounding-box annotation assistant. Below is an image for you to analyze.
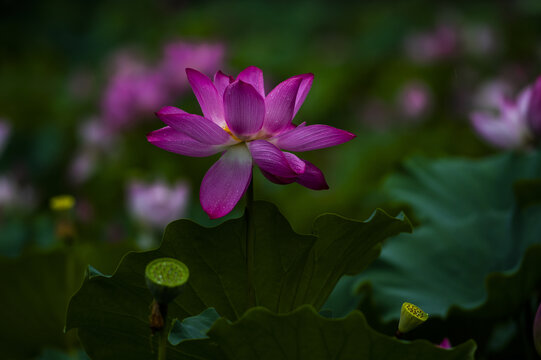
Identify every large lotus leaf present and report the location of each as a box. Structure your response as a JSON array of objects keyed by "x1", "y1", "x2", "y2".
[
  {"x1": 65, "y1": 201, "x2": 411, "y2": 360},
  {"x1": 170, "y1": 305, "x2": 476, "y2": 360},
  {"x1": 324, "y1": 151, "x2": 541, "y2": 354},
  {"x1": 385, "y1": 151, "x2": 541, "y2": 224},
  {"x1": 0, "y1": 242, "x2": 132, "y2": 359},
  {"x1": 514, "y1": 178, "x2": 541, "y2": 209}
]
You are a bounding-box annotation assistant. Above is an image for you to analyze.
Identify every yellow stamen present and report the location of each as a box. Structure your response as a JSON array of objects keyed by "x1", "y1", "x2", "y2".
[{"x1": 223, "y1": 125, "x2": 241, "y2": 141}]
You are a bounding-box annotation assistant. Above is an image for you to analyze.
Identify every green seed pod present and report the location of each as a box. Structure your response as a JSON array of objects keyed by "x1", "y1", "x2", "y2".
[
  {"x1": 398, "y1": 302, "x2": 428, "y2": 334},
  {"x1": 145, "y1": 258, "x2": 189, "y2": 304}
]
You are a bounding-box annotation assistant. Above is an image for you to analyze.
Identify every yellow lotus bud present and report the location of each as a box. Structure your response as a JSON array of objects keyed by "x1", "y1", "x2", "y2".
[
  {"x1": 398, "y1": 302, "x2": 428, "y2": 334},
  {"x1": 50, "y1": 195, "x2": 75, "y2": 211}
]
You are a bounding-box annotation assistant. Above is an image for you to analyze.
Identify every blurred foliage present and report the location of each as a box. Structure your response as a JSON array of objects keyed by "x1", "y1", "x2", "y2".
[{"x1": 1, "y1": 0, "x2": 541, "y2": 358}]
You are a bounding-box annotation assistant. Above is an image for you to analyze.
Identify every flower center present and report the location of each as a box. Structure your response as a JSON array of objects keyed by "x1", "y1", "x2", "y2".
[
  {"x1": 404, "y1": 302, "x2": 428, "y2": 320},
  {"x1": 223, "y1": 125, "x2": 241, "y2": 141}
]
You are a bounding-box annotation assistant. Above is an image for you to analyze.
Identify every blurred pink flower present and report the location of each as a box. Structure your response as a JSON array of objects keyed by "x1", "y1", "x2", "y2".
[
  {"x1": 534, "y1": 302, "x2": 541, "y2": 356},
  {"x1": 472, "y1": 80, "x2": 512, "y2": 110},
  {"x1": 68, "y1": 117, "x2": 114, "y2": 184},
  {"x1": 69, "y1": 150, "x2": 97, "y2": 184},
  {"x1": 101, "y1": 52, "x2": 169, "y2": 130},
  {"x1": 79, "y1": 117, "x2": 115, "y2": 150},
  {"x1": 0, "y1": 119, "x2": 11, "y2": 155},
  {"x1": 101, "y1": 41, "x2": 225, "y2": 131},
  {"x1": 470, "y1": 76, "x2": 541, "y2": 149},
  {"x1": 0, "y1": 175, "x2": 36, "y2": 212},
  {"x1": 404, "y1": 24, "x2": 458, "y2": 63},
  {"x1": 160, "y1": 42, "x2": 225, "y2": 92},
  {"x1": 147, "y1": 66, "x2": 355, "y2": 219},
  {"x1": 461, "y1": 24, "x2": 497, "y2": 57},
  {"x1": 358, "y1": 98, "x2": 393, "y2": 131},
  {"x1": 397, "y1": 81, "x2": 432, "y2": 119},
  {"x1": 527, "y1": 76, "x2": 541, "y2": 135},
  {"x1": 127, "y1": 179, "x2": 190, "y2": 228}
]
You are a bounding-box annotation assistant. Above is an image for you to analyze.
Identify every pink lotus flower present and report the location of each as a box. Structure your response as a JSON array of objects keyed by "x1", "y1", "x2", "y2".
[
  {"x1": 147, "y1": 66, "x2": 356, "y2": 219},
  {"x1": 102, "y1": 42, "x2": 224, "y2": 131},
  {"x1": 404, "y1": 24, "x2": 458, "y2": 64},
  {"x1": 470, "y1": 76, "x2": 541, "y2": 149},
  {"x1": 127, "y1": 179, "x2": 190, "y2": 228},
  {"x1": 0, "y1": 119, "x2": 11, "y2": 155},
  {"x1": 535, "y1": 302, "x2": 541, "y2": 356},
  {"x1": 397, "y1": 81, "x2": 432, "y2": 120}
]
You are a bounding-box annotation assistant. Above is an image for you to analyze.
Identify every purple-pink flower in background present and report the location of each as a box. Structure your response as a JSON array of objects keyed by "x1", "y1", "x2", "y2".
[
  {"x1": 102, "y1": 41, "x2": 224, "y2": 131},
  {"x1": 0, "y1": 119, "x2": 11, "y2": 156},
  {"x1": 397, "y1": 81, "x2": 432, "y2": 120},
  {"x1": 127, "y1": 179, "x2": 190, "y2": 228},
  {"x1": 527, "y1": 76, "x2": 541, "y2": 136},
  {"x1": 470, "y1": 76, "x2": 541, "y2": 149},
  {"x1": 534, "y1": 302, "x2": 541, "y2": 356},
  {"x1": 101, "y1": 52, "x2": 169, "y2": 130},
  {"x1": 159, "y1": 42, "x2": 224, "y2": 92},
  {"x1": 404, "y1": 24, "x2": 458, "y2": 64},
  {"x1": 147, "y1": 66, "x2": 356, "y2": 219}
]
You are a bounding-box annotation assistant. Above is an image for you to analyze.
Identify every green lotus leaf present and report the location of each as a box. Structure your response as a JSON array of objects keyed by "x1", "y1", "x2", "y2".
[
  {"x1": 171, "y1": 305, "x2": 476, "y2": 360},
  {"x1": 324, "y1": 151, "x2": 541, "y2": 356},
  {"x1": 66, "y1": 201, "x2": 411, "y2": 359}
]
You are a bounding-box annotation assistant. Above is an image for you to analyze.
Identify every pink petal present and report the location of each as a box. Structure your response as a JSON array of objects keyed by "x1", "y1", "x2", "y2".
[
  {"x1": 470, "y1": 112, "x2": 524, "y2": 149},
  {"x1": 147, "y1": 126, "x2": 225, "y2": 157},
  {"x1": 237, "y1": 66, "x2": 265, "y2": 97},
  {"x1": 293, "y1": 73, "x2": 314, "y2": 118},
  {"x1": 263, "y1": 76, "x2": 303, "y2": 135},
  {"x1": 186, "y1": 68, "x2": 225, "y2": 127},
  {"x1": 156, "y1": 106, "x2": 187, "y2": 116},
  {"x1": 259, "y1": 169, "x2": 296, "y2": 185},
  {"x1": 156, "y1": 109, "x2": 233, "y2": 145},
  {"x1": 438, "y1": 338, "x2": 452, "y2": 349},
  {"x1": 258, "y1": 157, "x2": 328, "y2": 190},
  {"x1": 271, "y1": 124, "x2": 356, "y2": 152},
  {"x1": 296, "y1": 159, "x2": 329, "y2": 190},
  {"x1": 200, "y1": 144, "x2": 252, "y2": 219},
  {"x1": 223, "y1": 80, "x2": 265, "y2": 139},
  {"x1": 214, "y1": 71, "x2": 234, "y2": 98},
  {"x1": 282, "y1": 152, "x2": 306, "y2": 174},
  {"x1": 247, "y1": 140, "x2": 299, "y2": 178},
  {"x1": 528, "y1": 76, "x2": 541, "y2": 135}
]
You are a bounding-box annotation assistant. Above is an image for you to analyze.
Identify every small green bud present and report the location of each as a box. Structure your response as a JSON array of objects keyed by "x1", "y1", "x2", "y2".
[
  {"x1": 398, "y1": 302, "x2": 428, "y2": 334},
  {"x1": 145, "y1": 258, "x2": 189, "y2": 304}
]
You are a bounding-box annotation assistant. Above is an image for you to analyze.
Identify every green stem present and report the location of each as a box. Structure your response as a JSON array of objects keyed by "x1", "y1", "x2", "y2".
[
  {"x1": 158, "y1": 303, "x2": 168, "y2": 360},
  {"x1": 158, "y1": 329, "x2": 167, "y2": 360},
  {"x1": 64, "y1": 235, "x2": 77, "y2": 350},
  {"x1": 246, "y1": 178, "x2": 256, "y2": 307}
]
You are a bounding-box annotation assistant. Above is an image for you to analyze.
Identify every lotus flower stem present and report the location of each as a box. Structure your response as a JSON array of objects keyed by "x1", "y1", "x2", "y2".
[
  {"x1": 246, "y1": 177, "x2": 256, "y2": 307},
  {"x1": 158, "y1": 321, "x2": 168, "y2": 360}
]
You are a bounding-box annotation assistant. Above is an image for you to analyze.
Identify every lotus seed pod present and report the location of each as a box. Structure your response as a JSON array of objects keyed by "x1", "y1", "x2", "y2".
[
  {"x1": 145, "y1": 258, "x2": 189, "y2": 304},
  {"x1": 534, "y1": 302, "x2": 541, "y2": 356},
  {"x1": 398, "y1": 302, "x2": 428, "y2": 334}
]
